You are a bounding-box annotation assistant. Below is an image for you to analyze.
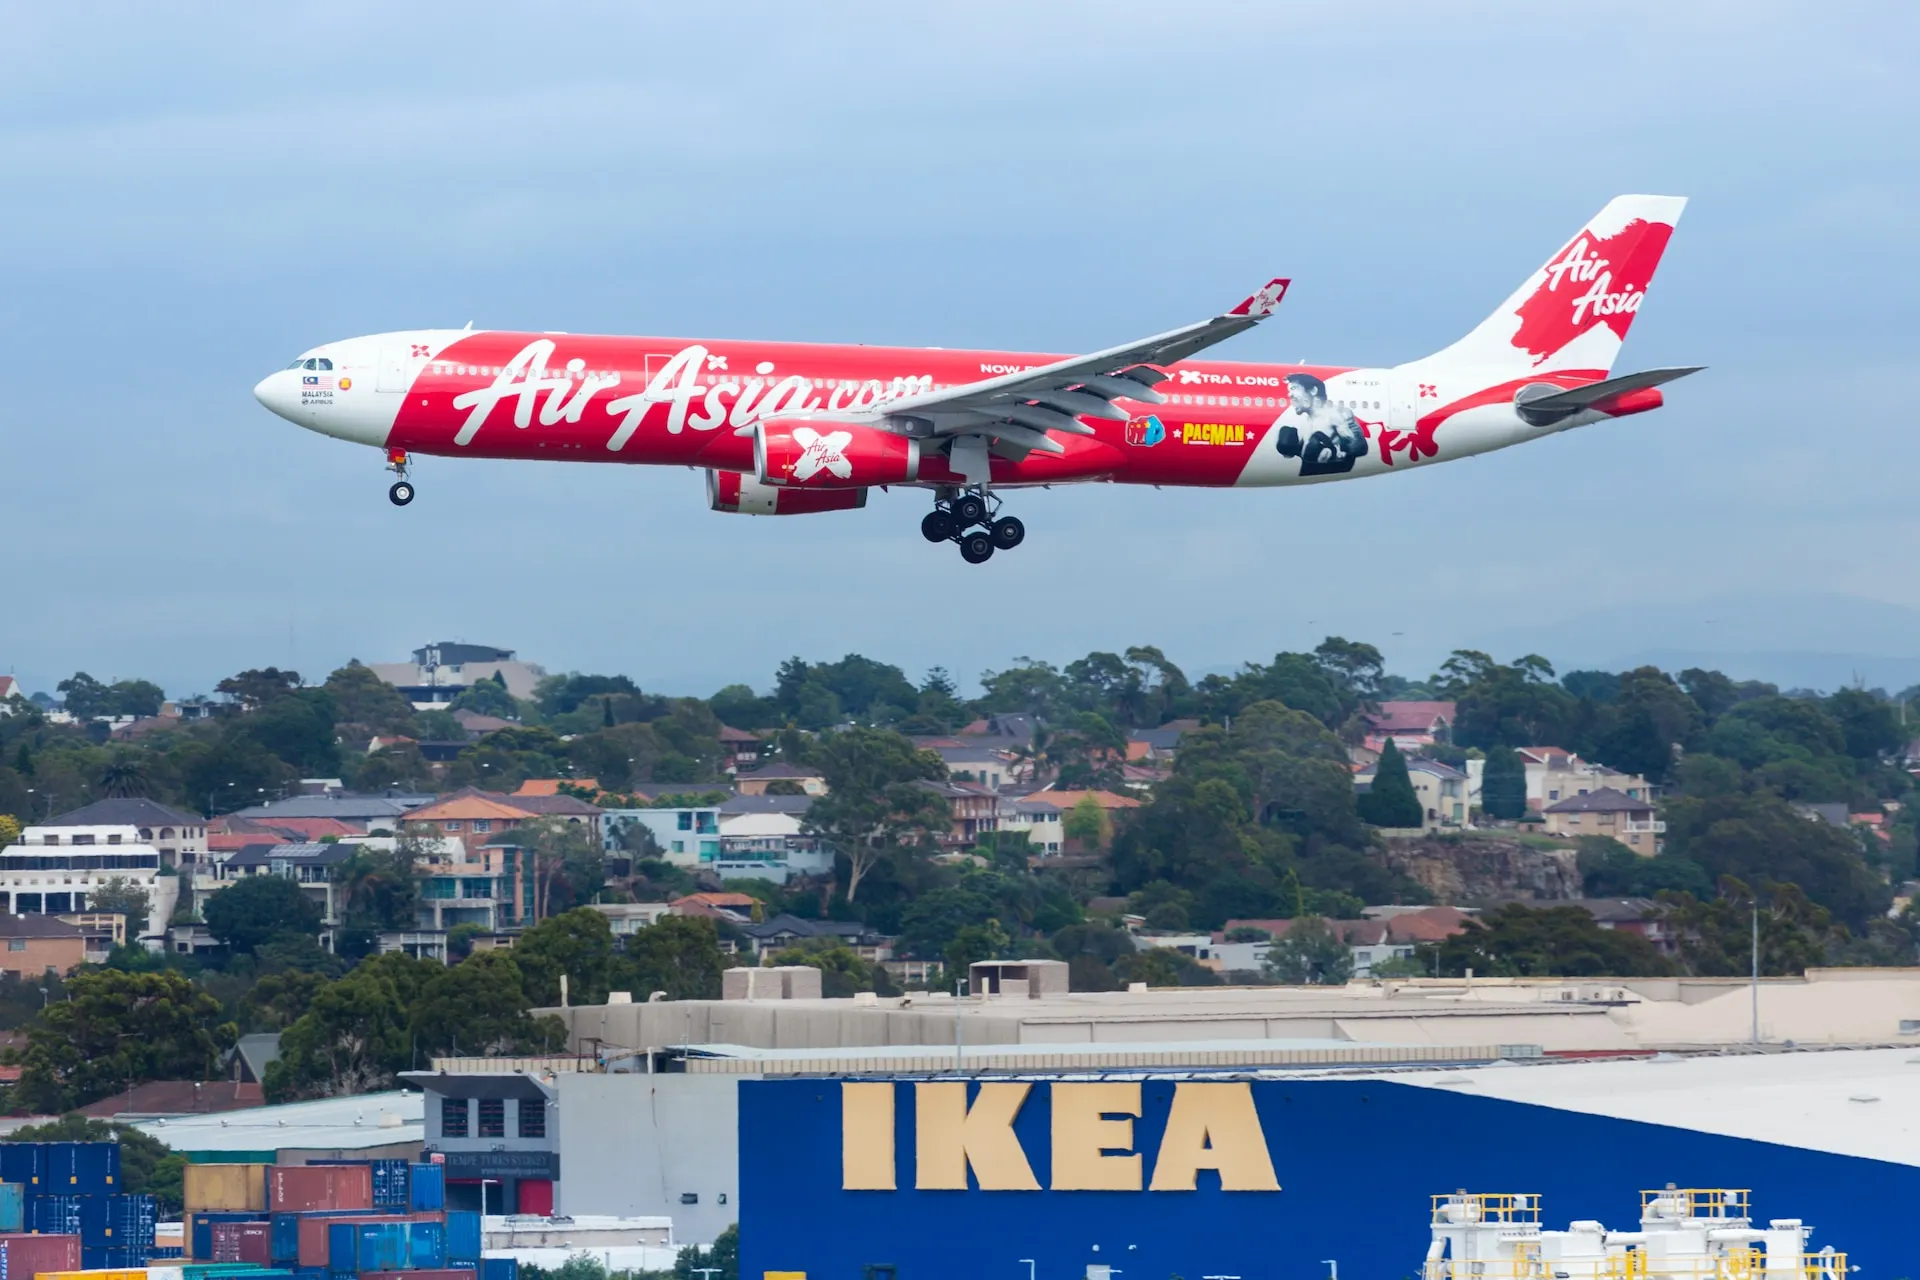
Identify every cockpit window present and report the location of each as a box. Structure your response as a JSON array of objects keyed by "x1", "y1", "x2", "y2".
[
  {"x1": 315, "y1": 357, "x2": 333, "y2": 370},
  {"x1": 286, "y1": 357, "x2": 335, "y2": 371}
]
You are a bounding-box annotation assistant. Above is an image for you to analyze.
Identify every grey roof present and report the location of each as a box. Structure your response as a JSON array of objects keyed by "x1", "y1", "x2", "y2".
[
  {"x1": 718, "y1": 793, "x2": 813, "y2": 816},
  {"x1": 740, "y1": 763, "x2": 825, "y2": 780},
  {"x1": 234, "y1": 794, "x2": 411, "y2": 821},
  {"x1": 1544, "y1": 786, "x2": 1653, "y2": 814},
  {"x1": 1407, "y1": 758, "x2": 1469, "y2": 780},
  {"x1": 48, "y1": 797, "x2": 204, "y2": 827},
  {"x1": 509, "y1": 793, "x2": 604, "y2": 816},
  {"x1": 935, "y1": 745, "x2": 1010, "y2": 764},
  {"x1": 740, "y1": 914, "x2": 878, "y2": 943},
  {"x1": 232, "y1": 1032, "x2": 282, "y2": 1083},
  {"x1": 412, "y1": 642, "x2": 515, "y2": 665},
  {"x1": 224, "y1": 841, "x2": 358, "y2": 869},
  {"x1": 1563, "y1": 897, "x2": 1662, "y2": 923},
  {"x1": 0, "y1": 915, "x2": 85, "y2": 938},
  {"x1": 1128, "y1": 726, "x2": 1187, "y2": 752}
]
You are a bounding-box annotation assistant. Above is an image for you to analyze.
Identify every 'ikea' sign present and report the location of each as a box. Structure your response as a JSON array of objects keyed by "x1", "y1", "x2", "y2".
[{"x1": 840, "y1": 1080, "x2": 1281, "y2": 1192}]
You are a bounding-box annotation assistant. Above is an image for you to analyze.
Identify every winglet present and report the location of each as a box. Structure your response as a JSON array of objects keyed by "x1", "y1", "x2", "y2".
[{"x1": 1228, "y1": 278, "x2": 1290, "y2": 318}]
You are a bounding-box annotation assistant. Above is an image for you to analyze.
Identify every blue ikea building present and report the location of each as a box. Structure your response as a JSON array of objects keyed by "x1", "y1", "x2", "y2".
[{"x1": 737, "y1": 1063, "x2": 1919, "y2": 1280}]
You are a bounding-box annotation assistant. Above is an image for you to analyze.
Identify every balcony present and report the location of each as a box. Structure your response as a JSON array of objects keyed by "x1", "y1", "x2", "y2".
[{"x1": 1622, "y1": 819, "x2": 1667, "y2": 834}]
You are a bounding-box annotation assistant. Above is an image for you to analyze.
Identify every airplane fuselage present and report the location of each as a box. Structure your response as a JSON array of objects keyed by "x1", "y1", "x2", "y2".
[{"x1": 254, "y1": 328, "x2": 1608, "y2": 490}]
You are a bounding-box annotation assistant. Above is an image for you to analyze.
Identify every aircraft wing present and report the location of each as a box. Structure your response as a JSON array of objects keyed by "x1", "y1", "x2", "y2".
[{"x1": 871, "y1": 278, "x2": 1289, "y2": 456}]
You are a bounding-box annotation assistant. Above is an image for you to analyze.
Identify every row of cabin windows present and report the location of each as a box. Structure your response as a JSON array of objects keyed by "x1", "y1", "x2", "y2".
[
  {"x1": 420, "y1": 364, "x2": 1384, "y2": 415},
  {"x1": 441, "y1": 1095, "x2": 544, "y2": 1139}
]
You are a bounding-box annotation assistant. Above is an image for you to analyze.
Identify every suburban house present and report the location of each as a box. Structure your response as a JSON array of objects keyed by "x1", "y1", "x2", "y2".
[
  {"x1": 1562, "y1": 897, "x2": 1676, "y2": 955},
  {"x1": 231, "y1": 793, "x2": 419, "y2": 834},
  {"x1": 217, "y1": 841, "x2": 357, "y2": 939},
  {"x1": 46, "y1": 797, "x2": 208, "y2": 870},
  {"x1": 934, "y1": 745, "x2": 1014, "y2": 791},
  {"x1": 603, "y1": 804, "x2": 723, "y2": 868},
  {"x1": 1364, "y1": 701, "x2": 1457, "y2": 752},
  {"x1": 1542, "y1": 787, "x2": 1665, "y2": 853},
  {"x1": 1207, "y1": 906, "x2": 1474, "y2": 977},
  {"x1": 0, "y1": 914, "x2": 91, "y2": 976},
  {"x1": 915, "y1": 780, "x2": 1002, "y2": 845},
  {"x1": 716, "y1": 795, "x2": 831, "y2": 882},
  {"x1": 367, "y1": 642, "x2": 547, "y2": 707},
  {"x1": 718, "y1": 725, "x2": 764, "y2": 772},
  {"x1": 1355, "y1": 759, "x2": 1472, "y2": 831},
  {"x1": 1517, "y1": 747, "x2": 1655, "y2": 812},
  {"x1": 739, "y1": 913, "x2": 893, "y2": 962},
  {"x1": 997, "y1": 796, "x2": 1066, "y2": 855},
  {"x1": 0, "y1": 824, "x2": 179, "y2": 940},
  {"x1": 1127, "y1": 719, "x2": 1198, "y2": 766}
]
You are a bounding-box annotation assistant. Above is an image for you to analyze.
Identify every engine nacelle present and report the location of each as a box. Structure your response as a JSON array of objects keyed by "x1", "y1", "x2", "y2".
[
  {"x1": 755, "y1": 416, "x2": 918, "y2": 488},
  {"x1": 707, "y1": 468, "x2": 867, "y2": 516}
]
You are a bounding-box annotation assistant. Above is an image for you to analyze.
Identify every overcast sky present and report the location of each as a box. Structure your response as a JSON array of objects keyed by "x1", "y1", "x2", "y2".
[{"x1": 3, "y1": 2, "x2": 1916, "y2": 701}]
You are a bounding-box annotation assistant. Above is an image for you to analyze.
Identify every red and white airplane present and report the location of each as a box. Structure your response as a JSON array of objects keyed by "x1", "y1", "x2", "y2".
[{"x1": 254, "y1": 195, "x2": 1693, "y2": 563}]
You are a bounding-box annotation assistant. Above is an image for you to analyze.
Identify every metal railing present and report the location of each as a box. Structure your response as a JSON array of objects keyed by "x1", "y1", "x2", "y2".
[
  {"x1": 1640, "y1": 1188, "x2": 1750, "y2": 1221},
  {"x1": 1430, "y1": 1193, "x2": 1544, "y2": 1225}
]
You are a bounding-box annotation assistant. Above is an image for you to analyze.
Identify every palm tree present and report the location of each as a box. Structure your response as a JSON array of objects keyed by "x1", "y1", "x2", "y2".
[
  {"x1": 98, "y1": 751, "x2": 151, "y2": 799},
  {"x1": 1012, "y1": 726, "x2": 1056, "y2": 782}
]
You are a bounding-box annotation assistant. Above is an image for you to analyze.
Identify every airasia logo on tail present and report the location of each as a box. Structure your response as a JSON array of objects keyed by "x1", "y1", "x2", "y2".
[{"x1": 1511, "y1": 218, "x2": 1673, "y2": 364}]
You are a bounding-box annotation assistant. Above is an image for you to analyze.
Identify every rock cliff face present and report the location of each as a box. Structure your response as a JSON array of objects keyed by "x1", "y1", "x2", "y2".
[{"x1": 1380, "y1": 836, "x2": 1581, "y2": 904}]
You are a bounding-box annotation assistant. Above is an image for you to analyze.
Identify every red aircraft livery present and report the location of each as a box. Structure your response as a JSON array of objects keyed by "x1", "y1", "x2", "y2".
[{"x1": 254, "y1": 197, "x2": 1695, "y2": 564}]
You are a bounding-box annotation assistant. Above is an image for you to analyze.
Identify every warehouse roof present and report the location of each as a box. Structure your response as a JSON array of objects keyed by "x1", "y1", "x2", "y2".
[
  {"x1": 657, "y1": 1038, "x2": 1542, "y2": 1075},
  {"x1": 133, "y1": 1088, "x2": 422, "y2": 1151},
  {"x1": 1383, "y1": 1045, "x2": 1920, "y2": 1168}
]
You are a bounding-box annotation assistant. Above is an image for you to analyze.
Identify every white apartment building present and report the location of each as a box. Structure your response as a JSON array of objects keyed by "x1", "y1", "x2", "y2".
[{"x1": 2, "y1": 824, "x2": 180, "y2": 941}]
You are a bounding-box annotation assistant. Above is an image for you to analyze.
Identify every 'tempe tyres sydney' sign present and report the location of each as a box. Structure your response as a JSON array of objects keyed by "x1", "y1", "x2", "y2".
[{"x1": 839, "y1": 1080, "x2": 1280, "y2": 1192}]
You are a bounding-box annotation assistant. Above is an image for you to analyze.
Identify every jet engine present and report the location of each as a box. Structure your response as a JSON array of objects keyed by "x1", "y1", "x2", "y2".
[
  {"x1": 707, "y1": 469, "x2": 867, "y2": 515},
  {"x1": 754, "y1": 417, "x2": 918, "y2": 488}
]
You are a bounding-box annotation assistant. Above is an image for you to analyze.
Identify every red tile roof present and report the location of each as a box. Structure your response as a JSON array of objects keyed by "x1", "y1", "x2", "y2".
[{"x1": 1367, "y1": 701, "x2": 1457, "y2": 733}]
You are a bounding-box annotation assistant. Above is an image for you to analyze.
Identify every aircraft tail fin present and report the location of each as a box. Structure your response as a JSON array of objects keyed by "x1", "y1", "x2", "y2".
[{"x1": 1427, "y1": 195, "x2": 1686, "y2": 376}]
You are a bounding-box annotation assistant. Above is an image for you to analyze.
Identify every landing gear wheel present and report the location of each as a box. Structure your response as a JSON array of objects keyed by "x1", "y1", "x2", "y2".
[
  {"x1": 990, "y1": 516, "x2": 1025, "y2": 549},
  {"x1": 959, "y1": 531, "x2": 995, "y2": 564},
  {"x1": 921, "y1": 510, "x2": 956, "y2": 543},
  {"x1": 388, "y1": 481, "x2": 415, "y2": 506},
  {"x1": 952, "y1": 493, "x2": 988, "y2": 526}
]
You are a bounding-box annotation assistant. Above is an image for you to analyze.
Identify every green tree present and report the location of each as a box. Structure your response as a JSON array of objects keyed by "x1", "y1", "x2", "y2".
[
  {"x1": 1263, "y1": 916, "x2": 1354, "y2": 984},
  {"x1": 0, "y1": 814, "x2": 19, "y2": 849},
  {"x1": 216, "y1": 667, "x2": 303, "y2": 710},
  {"x1": 204, "y1": 874, "x2": 324, "y2": 953},
  {"x1": 624, "y1": 915, "x2": 730, "y2": 1002},
  {"x1": 413, "y1": 951, "x2": 563, "y2": 1056},
  {"x1": 266, "y1": 952, "x2": 430, "y2": 1100},
  {"x1": 1424, "y1": 903, "x2": 1672, "y2": 977},
  {"x1": 673, "y1": 1223, "x2": 739, "y2": 1280},
  {"x1": 513, "y1": 908, "x2": 620, "y2": 1007},
  {"x1": 1661, "y1": 791, "x2": 1888, "y2": 929},
  {"x1": 1063, "y1": 793, "x2": 1111, "y2": 851},
  {"x1": 803, "y1": 727, "x2": 950, "y2": 901},
  {"x1": 98, "y1": 749, "x2": 153, "y2": 798},
  {"x1": 324, "y1": 661, "x2": 422, "y2": 736},
  {"x1": 509, "y1": 818, "x2": 607, "y2": 921},
  {"x1": 1435, "y1": 651, "x2": 1579, "y2": 751},
  {"x1": 1481, "y1": 745, "x2": 1528, "y2": 820},
  {"x1": 242, "y1": 968, "x2": 331, "y2": 1031},
  {"x1": 1112, "y1": 947, "x2": 1221, "y2": 987},
  {"x1": 1658, "y1": 878, "x2": 1840, "y2": 976},
  {"x1": 1358, "y1": 739, "x2": 1422, "y2": 828},
  {"x1": 1591, "y1": 667, "x2": 1702, "y2": 784},
  {"x1": 88, "y1": 876, "x2": 151, "y2": 938},
  {"x1": 1576, "y1": 837, "x2": 1712, "y2": 899},
  {"x1": 5, "y1": 970, "x2": 238, "y2": 1112},
  {"x1": 4, "y1": 1114, "x2": 185, "y2": 1212}
]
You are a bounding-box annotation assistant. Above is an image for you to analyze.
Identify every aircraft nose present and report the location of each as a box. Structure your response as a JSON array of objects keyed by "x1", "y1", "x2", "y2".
[{"x1": 253, "y1": 370, "x2": 298, "y2": 421}]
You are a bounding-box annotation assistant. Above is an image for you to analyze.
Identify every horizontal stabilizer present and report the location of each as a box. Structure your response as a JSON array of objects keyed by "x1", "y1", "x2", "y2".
[{"x1": 1515, "y1": 365, "x2": 1703, "y2": 425}]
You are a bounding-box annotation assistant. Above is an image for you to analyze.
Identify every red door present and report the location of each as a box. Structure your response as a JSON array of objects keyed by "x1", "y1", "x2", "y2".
[{"x1": 517, "y1": 1179, "x2": 554, "y2": 1215}]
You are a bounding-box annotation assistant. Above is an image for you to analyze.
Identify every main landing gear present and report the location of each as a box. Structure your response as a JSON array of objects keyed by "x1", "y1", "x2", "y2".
[
  {"x1": 386, "y1": 449, "x2": 415, "y2": 506},
  {"x1": 921, "y1": 488, "x2": 1024, "y2": 564}
]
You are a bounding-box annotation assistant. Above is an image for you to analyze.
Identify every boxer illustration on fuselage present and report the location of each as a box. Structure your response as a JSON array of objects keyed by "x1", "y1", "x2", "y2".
[{"x1": 1273, "y1": 373, "x2": 1368, "y2": 476}]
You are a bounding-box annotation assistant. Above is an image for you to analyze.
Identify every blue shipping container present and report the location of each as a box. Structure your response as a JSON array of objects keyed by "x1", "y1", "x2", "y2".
[
  {"x1": 329, "y1": 1222, "x2": 413, "y2": 1273},
  {"x1": 108, "y1": 1193, "x2": 158, "y2": 1246},
  {"x1": 407, "y1": 1164, "x2": 445, "y2": 1211},
  {"x1": 481, "y1": 1257, "x2": 519, "y2": 1280},
  {"x1": 0, "y1": 1183, "x2": 22, "y2": 1233},
  {"x1": 444, "y1": 1211, "x2": 480, "y2": 1263},
  {"x1": 451, "y1": 1262, "x2": 478, "y2": 1273},
  {"x1": 43, "y1": 1141, "x2": 119, "y2": 1193},
  {"x1": 30, "y1": 1194, "x2": 83, "y2": 1235},
  {"x1": 0, "y1": 1145, "x2": 42, "y2": 1189},
  {"x1": 406, "y1": 1220, "x2": 445, "y2": 1270}
]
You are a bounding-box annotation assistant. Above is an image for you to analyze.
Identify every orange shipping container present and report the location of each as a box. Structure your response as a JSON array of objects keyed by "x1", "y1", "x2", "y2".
[
  {"x1": 183, "y1": 1164, "x2": 269, "y2": 1213},
  {"x1": 270, "y1": 1164, "x2": 373, "y2": 1213}
]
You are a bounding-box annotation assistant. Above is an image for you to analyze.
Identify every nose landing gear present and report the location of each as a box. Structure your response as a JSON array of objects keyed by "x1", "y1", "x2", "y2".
[
  {"x1": 386, "y1": 449, "x2": 415, "y2": 506},
  {"x1": 926, "y1": 489, "x2": 1023, "y2": 563}
]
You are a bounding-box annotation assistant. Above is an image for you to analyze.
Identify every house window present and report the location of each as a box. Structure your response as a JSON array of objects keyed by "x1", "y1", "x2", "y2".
[
  {"x1": 518, "y1": 1101, "x2": 546, "y2": 1138},
  {"x1": 7, "y1": 940, "x2": 24, "y2": 952},
  {"x1": 442, "y1": 1097, "x2": 470, "y2": 1138},
  {"x1": 671, "y1": 841, "x2": 684, "y2": 854},
  {"x1": 677, "y1": 812, "x2": 693, "y2": 831},
  {"x1": 473, "y1": 820, "x2": 491, "y2": 833},
  {"x1": 478, "y1": 1098, "x2": 505, "y2": 1138},
  {"x1": 444, "y1": 821, "x2": 463, "y2": 832}
]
